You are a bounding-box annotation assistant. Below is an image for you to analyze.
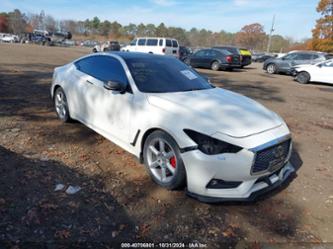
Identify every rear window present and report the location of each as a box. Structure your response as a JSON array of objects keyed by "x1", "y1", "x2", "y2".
[
  {"x1": 172, "y1": 40, "x2": 178, "y2": 48},
  {"x1": 138, "y1": 39, "x2": 146, "y2": 46},
  {"x1": 166, "y1": 39, "x2": 172, "y2": 47},
  {"x1": 147, "y1": 39, "x2": 158, "y2": 46}
]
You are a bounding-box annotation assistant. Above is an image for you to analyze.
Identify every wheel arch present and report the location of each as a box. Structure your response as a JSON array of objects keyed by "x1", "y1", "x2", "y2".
[
  {"x1": 296, "y1": 70, "x2": 311, "y2": 83},
  {"x1": 52, "y1": 84, "x2": 62, "y2": 99},
  {"x1": 139, "y1": 127, "x2": 182, "y2": 163},
  {"x1": 266, "y1": 62, "x2": 277, "y2": 71}
]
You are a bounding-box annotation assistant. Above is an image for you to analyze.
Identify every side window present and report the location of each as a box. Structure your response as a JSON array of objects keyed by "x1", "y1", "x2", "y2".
[
  {"x1": 130, "y1": 39, "x2": 137, "y2": 46},
  {"x1": 76, "y1": 56, "x2": 128, "y2": 83},
  {"x1": 159, "y1": 39, "x2": 163, "y2": 46},
  {"x1": 312, "y1": 54, "x2": 320, "y2": 60},
  {"x1": 147, "y1": 39, "x2": 158, "y2": 46},
  {"x1": 293, "y1": 53, "x2": 312, "y2": 60},
  {"x1": 138, "y1": 39, "x2": 146, "y2": 46},
  {"x1": 194, "y1": 50, "x2": 206, "y2": 57},
  {"x1": 172, "y1": 40, "x2": 178, "y2": 48},
  {"x1": 283, "y1": 53, "x2": 297, "y2": 60},
  {"x1": 166, "y1": 39, "x2": 172, "y2": 47}
]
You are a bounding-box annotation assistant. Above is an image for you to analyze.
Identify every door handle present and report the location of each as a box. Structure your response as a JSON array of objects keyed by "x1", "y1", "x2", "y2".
[{"x1": 86, "y1": 80, "x2": 93, "y2": 85}]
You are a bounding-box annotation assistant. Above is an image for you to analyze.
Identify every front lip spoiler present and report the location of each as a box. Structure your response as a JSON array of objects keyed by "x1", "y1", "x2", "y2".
[{"x1": 186, "y1": 164, "x2": 296, "y2": 203}]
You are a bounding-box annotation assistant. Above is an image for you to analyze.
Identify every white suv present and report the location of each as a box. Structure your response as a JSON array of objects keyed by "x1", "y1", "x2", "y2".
[{"x1": 122, "y1": 37, "x2": 179, "y2": 57}]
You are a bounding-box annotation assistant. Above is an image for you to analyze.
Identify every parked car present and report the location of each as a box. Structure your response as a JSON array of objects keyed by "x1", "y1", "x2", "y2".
[
  {"x1": 121, "y1": 37, "x2": 179, "y2": 57},
  {"x1": 179, "y1": 46, "x2": 192, "y2": 61},
  {"x1": 291, "y1": 59, "x2": 333, "y2": 85},
  {"x1": 252, "y1": 53, "x2": 276, "y2": 63},
  {"x1": 0, "y1": 34, "x2": 18, "y2": 43},
  {"x1": 93, "y1": 41, "x2": 121, "y2": 53},
  {"x1": 213, "y1": 46, "x2": 252, "y2": 68},
  {"x1": 263, "y1": 51, "x2": 332, "y2": 74},
  {"x1": 185, "y1": 48, "x2": 241, "y2": 71},
  {"x1": 51, "y1": 52, "x2": 295, "y2": 202}
]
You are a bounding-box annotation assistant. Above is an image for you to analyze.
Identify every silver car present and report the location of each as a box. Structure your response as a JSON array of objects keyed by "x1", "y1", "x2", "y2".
[{"x1": 263, "y1": 51, "x2": 332, "y2": 74}]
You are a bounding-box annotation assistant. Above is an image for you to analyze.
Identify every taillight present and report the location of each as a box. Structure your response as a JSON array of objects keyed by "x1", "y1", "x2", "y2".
[
  {"x1": 226, "y1": 56, "x2": 232, "y2": 63},
  {"x1": 240, "y1": 55, "x2": 243, "y2": 62},
  {"x1": 162, "y1": 48, "x2": 166, "y2": 53}
]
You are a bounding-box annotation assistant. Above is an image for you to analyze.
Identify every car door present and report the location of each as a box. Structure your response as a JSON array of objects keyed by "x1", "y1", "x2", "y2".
[
  {"x1": 204, "y1": 50, "x2": 216, "y2": 68},
  {"x1": 74, "y1": 55, "x2": 133, "y2": 143},
  {"x1": 278, "y1": 53, "x2": 298, "y2": 72},
  {"x1": 137, "y1": 38, "x2": 147, "y2": 53},
  {"x1": 165, "y1": 39, "x2": 173, "y2": 56},
  {"x1": 316, "y1": 61, "x2": 333, "y2": 84},
  {"x1": 291, "y1": 53, "x2": 313, "y2": 66},
  {"x1": 190, "y1": 50, "x2": 207, "y2": 68}
]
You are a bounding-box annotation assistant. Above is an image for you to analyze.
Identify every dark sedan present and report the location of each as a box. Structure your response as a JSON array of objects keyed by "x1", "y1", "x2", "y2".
[{"x1": 185, "y1": 48, "x2": 241, "y2": 71}]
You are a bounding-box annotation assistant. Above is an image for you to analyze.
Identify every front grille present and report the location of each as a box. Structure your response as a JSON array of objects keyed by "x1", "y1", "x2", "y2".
[{"x1": 252, "y1": 139, "x2": 291, "y2": 174}]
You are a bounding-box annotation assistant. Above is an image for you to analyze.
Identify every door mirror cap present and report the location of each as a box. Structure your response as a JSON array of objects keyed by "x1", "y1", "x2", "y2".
[{"x1": 104, "y1": 80, "x2": 127, "y2": 93}]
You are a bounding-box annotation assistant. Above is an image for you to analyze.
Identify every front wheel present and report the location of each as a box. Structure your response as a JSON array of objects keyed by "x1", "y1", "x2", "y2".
[
  {"x1": 54, "y1": 87, "x2": 71, "y2": 122},
  {"x1": 266, "y1": 63, "x2": 277, "y2": 74},
  {"x1": 296, "y1": 71, "x2": 310, "y2": 84},
  {"x1": 143, "y1": 131, "x2": 186, "y2": 190}
]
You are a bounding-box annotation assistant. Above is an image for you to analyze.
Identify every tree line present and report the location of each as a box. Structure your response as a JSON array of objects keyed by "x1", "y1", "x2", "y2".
[{"x1": 1, "y1": 1, "x2": 332, "y2": 53}]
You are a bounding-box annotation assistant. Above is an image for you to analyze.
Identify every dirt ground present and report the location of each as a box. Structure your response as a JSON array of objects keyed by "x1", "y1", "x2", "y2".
[{"x1": 0, "y1": 44, "x2": 332, "y2": 249}]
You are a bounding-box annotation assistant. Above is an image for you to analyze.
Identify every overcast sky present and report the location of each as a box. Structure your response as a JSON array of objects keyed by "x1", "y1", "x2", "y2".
[{"x1": 2, "y1": 0, "x2": 319, "y2": 40}]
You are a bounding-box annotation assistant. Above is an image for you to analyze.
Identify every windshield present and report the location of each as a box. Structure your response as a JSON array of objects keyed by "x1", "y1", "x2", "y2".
[{"x1": 125, "y1": 57, "x2": 213, "y2": 93}]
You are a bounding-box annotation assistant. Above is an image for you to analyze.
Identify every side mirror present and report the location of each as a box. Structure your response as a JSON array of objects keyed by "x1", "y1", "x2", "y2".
[
  {"x1": 103, "y1": 80, "x2": 127, "y2": 93},
  {"x1": 317, "y1": 64, "x2": 322, "y2": 68}
]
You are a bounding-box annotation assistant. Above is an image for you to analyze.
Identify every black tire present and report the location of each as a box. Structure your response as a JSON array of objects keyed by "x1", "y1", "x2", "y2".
[
  {"x1": 296, "y1": 71, "x2": 310, "y2": 84},
  {"x1": 92, "y1": 48, "x2": 97, "y2": 53},
  {"x1": 211, "y1": 61, "x2": 220, "y2": 71},
  {"x1": 266, "y1": 63, "x2": 277, "y2": 74},
  {"x1": 54, "y1": 87, "x2": 71, "y2": 123},
  {"x1": 143, "y1": 130, "x2": 186, "y2": 190}
]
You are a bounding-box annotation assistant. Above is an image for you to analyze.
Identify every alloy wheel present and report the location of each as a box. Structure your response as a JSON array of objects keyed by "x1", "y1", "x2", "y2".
[
  {"x1": 146, "y1": 138, "x2": 177, "y2": 183},
  {"x1": 55, "y1": 90, "x2": 67, "y2": 120}
]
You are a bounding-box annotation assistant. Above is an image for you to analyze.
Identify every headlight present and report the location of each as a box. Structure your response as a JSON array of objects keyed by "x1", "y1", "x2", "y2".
[{"x1": 184, "y1": 129, "x2": 242, "y2": 155}]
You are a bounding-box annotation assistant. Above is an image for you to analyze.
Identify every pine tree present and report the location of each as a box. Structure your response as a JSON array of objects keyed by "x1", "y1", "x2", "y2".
[{"x1": 312, "y1": 0, "x2": 333, "y2": 52}]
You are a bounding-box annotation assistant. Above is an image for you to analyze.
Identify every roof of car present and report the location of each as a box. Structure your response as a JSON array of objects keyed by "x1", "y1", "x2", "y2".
[
  {"x1": 288, "y1": 50, "x2": 327, "y2": 55},
  {"x1": 107, "y1": 51, "x2": 171, "y2": 60}
]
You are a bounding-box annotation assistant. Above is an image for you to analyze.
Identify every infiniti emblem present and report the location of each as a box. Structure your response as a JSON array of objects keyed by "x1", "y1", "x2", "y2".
[{"x1": 273, "y1": 145, "x2": 284, "y2": 158}]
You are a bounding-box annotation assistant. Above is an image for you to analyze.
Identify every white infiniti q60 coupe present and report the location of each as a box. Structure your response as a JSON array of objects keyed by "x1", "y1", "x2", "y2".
[{"x1": 51, "y1": 52, "x2": 295, "y2": 202}]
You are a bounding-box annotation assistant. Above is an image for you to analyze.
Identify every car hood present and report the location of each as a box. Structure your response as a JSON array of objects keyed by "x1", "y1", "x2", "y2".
[{"x1": 147, "y1": 88, "x2": 283, "y2": 138}]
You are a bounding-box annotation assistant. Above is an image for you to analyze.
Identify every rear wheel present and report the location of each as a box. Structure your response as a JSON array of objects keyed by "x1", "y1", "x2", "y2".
[
  {"x1": 211, "y1": 61, "x2": 220, "y2": 71},
  {"x1": 54, "y1": 87, "x2": 71, "y2": 122},
  {"x1": 296, "y1": 71, "x2": 310, "y2": 84},
  {"x1": 266, "y1": 63, "x2": 277, "y2": 74},
  {"x1": 143, "y1": 130, "x2": 186, "y2": 190}
]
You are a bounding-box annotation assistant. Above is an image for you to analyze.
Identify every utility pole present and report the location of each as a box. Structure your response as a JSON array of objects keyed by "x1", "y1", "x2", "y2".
[{"x1": 266, "y1": 15, "x2": 275, "y2": 53}]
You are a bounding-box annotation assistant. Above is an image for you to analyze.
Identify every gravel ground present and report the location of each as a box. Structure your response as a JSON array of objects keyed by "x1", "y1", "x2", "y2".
[{"x1": 0, "y1": 44, "x2": 332, "y2": 249}]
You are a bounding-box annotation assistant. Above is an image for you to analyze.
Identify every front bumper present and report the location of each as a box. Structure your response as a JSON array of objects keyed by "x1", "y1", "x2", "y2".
[
  {"x1": 187, "y1": 162, "x2": 295, "y2": 203},
  {"x1": 181, "y1": 125, "x2": 294, "y2": 202}
]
